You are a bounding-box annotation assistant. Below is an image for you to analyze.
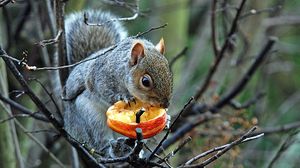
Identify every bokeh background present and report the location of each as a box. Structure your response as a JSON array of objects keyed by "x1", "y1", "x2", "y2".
[{"x1": 0, "y1": 0, "x2": 300, "y2": 167}]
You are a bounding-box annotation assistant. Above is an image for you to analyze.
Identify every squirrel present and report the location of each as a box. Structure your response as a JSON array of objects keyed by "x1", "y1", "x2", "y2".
[{"x1": 63, "y1": 10, "x2": 173, "y2": 152}]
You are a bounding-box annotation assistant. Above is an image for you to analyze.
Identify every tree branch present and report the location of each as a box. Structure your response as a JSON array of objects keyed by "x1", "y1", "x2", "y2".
[
  {"x1": 211, "y1": 0, "x2": 219, "y2": 57},
  {"x1": 160, "y1": 37, "x2": 276, "y2": 152},
  {"x1": 0, "y1": 0, "x2": 14, "y2": 7},
  {"x1": 0, "y1": 47, "x2": 104, "y2": 168},
  {"x1": 183, "y1": 128, "x2": 263, "y2": 167},
  {"x1": 148, "y1": 97, "x2": 194, "y2": 160},
  {"x1": 54, "y1": 0, "x2": 68, "y2": 87},
  {"x1": 169, "y1": 47, "x2": 188, "y2": 70},
  {"x1": 0, "y1": 93, "x2": 49, "y2": 122}
]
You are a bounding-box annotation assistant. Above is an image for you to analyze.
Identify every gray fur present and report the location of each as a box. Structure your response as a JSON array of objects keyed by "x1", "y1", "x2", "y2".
[
  {"x1": 65, "y1": 10, "x2": 127, "y2": 64},
  {"x1": 64, "y1": 10, "x2": 173, "y2": 152}
]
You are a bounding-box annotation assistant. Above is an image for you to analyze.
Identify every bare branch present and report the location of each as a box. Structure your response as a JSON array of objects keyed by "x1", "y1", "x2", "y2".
[
  {"x1": 228, "y1": 91, "x2": 266, "y2": 110},
  {"x1": 54, "y1": 0, "x2": 68, "y2": 87},
  {"x1": 0, "y1": 47, "x2": 104, "y2": 167},
  {"x1": 35, "y1": 30, "x2": 62, "y2": 47},
  {"x1": 183, "y1": 131, "x2": 264, "y2": 166},
  {"x1": 0, "y1": 93, "x2": 49, "y2": 122},
  {"x1": 13, "y1": 1, "x2": 31, "y2": 41},
  {"x1": 169, "y1": 47, "x2": 188, "y2": 70},
  {"x1": 1, "y1": 100, "x2": 65, "y2": 167},
  {"x1": 24, "y1": 129, "x2": 58, "y2": 134},
  {"x1": 28, "y1": 78, "x2": 63, "y2": 121},
  {"x1": 84, "y1": 0, "x2": 139, "y2": 26},
  {"x1": 247, "y1": 121, "x2": 300, "y2": 137},
  {"x1": 0, "y1": 46, "x2": 116, "y2": 71},
  {"x1": 264, "y1": 15, "x2": 300, "y2": 28},
  {"x1": 160, "y1": 37, "x2": 276, "y2": 152},
  {"x1": 159, "y1": 111, "x2": 220, "y2": 155},
  {"x1": 9, "y1": 90, "x2": 25, "y2": 98},
  {"x1": 134, "y1": 23, "x2": 168, "y2": 38},
  {"x1": 160, "y1": 136, "x2": 192, "y2": 163},
  {"x1": 240, "y1": 5, "x2": 283, "y2": 20},
  {"x1": 211, "y1": 0, "x2": 219, "y2": 57},
  {"x1": 183, "y1": 127, "x2": 261, "y2": 167},
  {"x1": 0, "y1": 114, "x2": 32, "y2": 124},
  {"x1": 148, "y1": 97, "x2": 194, "y2": 160},
  {"x1": 102, "y1": 0, "x2": 139, "y2": 13},
  {"x1": 84, "y1": 12, "x2": 139, "y2": 26},
  {"x1": 267, "y1": 130, "x2": 299, "y2": 168},
  {"x1": 212, "y1": 37, "x2": 276, "y2": 111},
  {"x1": 0, "y1": 0, "x2": 14, "y2": 7}
]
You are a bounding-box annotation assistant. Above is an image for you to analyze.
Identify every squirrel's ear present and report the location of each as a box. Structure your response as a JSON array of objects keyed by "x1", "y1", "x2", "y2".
[
  {"x1": 130, "y1": 42, "x2": 145, "y2": 66},
  {"x1": 155, "y1": 38, "x2": 165, "y2": 55}
]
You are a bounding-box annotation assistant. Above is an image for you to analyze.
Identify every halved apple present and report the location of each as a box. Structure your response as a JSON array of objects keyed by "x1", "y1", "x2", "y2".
[{"x1": 106, "y1": 100, "x2": 167, "y2": 139}]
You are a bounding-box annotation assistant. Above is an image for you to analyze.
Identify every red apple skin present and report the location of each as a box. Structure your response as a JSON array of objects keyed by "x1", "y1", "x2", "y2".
[{"x1": 107, "y1": 111, "x2": 167, "y2": 139}]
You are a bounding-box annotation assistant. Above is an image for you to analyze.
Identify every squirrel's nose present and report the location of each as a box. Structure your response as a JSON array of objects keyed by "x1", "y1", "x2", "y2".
[{"x1": 161, "y1": 98, "x2": 169, "y2": 108}]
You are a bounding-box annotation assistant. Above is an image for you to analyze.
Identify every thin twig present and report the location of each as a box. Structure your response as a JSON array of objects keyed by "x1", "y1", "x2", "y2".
[
  {"x1": 169, "y1": 47, "x2": 188, "y2": 70},
  {"x1": 0, "y1": 49, "x2": 63, "y2": 126},
  {"x1": 102, "y1": 0, "x2": 138, "y2": 13},
  {"x1": 25, "y1": 129, "x2": 58, "y2": 134},
  {"x1": 245, "y1": 121, "x2": 300, "y2": 137},
  {"x1": 1, "y1": 101, "x2": 65, "y2": 168},
  {"x1": 161, "y1": 37, "x2": 276, "y2": 152},
  {"x1": 0, "y1": 46, "x2": 116, "y2": 70},
  {"x1": 184, "y1": 132, "x2": 264, "y2": 166},
  {"x1": 2, "y1": 5, "x2": 13, "y2": 51},
  {"x1": 148, "y1": 97, "x2": 194, "y2": 160},
  {"x1": 54, "y1": 0, "x2": 68, "y2": 87},
  {"x1": 211, "y1": 0, "x2": 219, "y2": 57},
  {"x1": 14, "y1": 1, "x2": 31, "y2": 42},
  {"x1": 212, "y1": 37, "x2": 277, "y2": 111},
  {"x1": 28, "y1": 78, "x2": 63, "y2": 121},
  {"x1": 35, "y1": 30, "x2": 62, "y2": 47},
  {"x1": 134, "y1": 23, "x2": 168, "y2": 38},
  {"x1": 84, "y1": 0, "x2": 139, "y2": 26},
  {"x1": 160, "y1": 136, "x2": 192, "y2": 163},
  {"x1": 264, "y1": 15, "x2": 300, "y2": 28},
  {"x1": 31, "y1": 0, "x2": 51, "y2": 67},
  {"x1": 0, "y1": 93, "x2": 49, "y2": 122},
  {"x1": 228, "y1": 91, "x2": 266, "y2": 110},
  {"x1": 45, "y1": 0, "x2": 56, "y2": 36},
  {"x1": 0, "y1": 0, "x2": 14, "y2": 7},
  {"x1": 183, "y1": 127, "x2": 259, "y2": 167},
  {"x1": 9, "y1": 90, "x2": 25, "y2": 98},
  {"x1": 0, "y1": 114, "x2": 35, "y2": 124},
  {"x1": 159, "y1": 112, "x2": 219, "y2": 155},
  {"x1": 239, "y1": 5, "x2": 282, "y2": 20},
  {"x1": 1, "y1": 47, "x2": 104, "y2": 167},
  {"x1": 84, "y1": 12, "x2": 139, "y2": 26},
  {"x1": 0, "y1": 22, "x2": 167, "y2": 71},
  {"x1": 144, "y1": 144, "x2": 167, "y2": 164},
  {"x1": 267, "y1": 130, "x2": 299, "y2": 168}
]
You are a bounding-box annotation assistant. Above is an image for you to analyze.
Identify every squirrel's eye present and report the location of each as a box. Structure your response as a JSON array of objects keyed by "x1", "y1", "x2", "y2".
[{"x1": 140, "y1": 74, "x2": 153, "y2": 89}]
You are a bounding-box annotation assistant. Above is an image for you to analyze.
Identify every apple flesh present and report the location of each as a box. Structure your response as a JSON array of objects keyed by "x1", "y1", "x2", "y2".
[{"x1": 106, "y1": 100, "x2": 167, "y2": 139}]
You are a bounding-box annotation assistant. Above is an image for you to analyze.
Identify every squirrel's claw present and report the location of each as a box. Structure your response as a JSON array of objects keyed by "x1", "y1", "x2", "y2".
[
  {"x1": 123, "y1": 95, "x2": 135, "y2": 107},
  {"x1": 116, "y1": 94, "x2": 135, "y2": 107}
]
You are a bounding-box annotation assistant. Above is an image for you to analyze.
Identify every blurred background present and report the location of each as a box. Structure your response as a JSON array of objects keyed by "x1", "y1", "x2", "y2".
[{"x1": 0, "y1": 0, "x2": 300, "y2": 167}]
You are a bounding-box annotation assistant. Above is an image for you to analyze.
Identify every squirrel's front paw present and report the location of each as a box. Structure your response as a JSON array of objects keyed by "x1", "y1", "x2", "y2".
[{"x1": 116, "y1": 95, "x2": 136, "y2": 106}]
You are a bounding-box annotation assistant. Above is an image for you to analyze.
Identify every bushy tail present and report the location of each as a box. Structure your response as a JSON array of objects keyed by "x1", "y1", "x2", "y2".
[{"x1": 65, "y1": 10, "x2": 128, "y2": 64}]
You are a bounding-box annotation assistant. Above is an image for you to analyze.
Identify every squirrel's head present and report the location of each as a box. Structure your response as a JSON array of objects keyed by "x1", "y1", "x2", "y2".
[{"x1": 126, "y1": 38, "x2": 173, "y2": 108}]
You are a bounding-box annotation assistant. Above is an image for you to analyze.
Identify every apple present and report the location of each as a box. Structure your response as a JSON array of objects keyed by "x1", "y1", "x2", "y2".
[{"x1": 106, "y1": 100, "x2": 167, "y2": 139}]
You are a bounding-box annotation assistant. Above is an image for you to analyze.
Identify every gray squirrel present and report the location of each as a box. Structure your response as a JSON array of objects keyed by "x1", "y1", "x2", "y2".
[{"x1": 63, "y1": 10, "x2": 173, "y2": 152}]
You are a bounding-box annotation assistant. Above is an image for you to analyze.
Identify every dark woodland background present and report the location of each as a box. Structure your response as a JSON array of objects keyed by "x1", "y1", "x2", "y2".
[{"x1": 0, "y1": 0, "x2": 300, "y2": 167}]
